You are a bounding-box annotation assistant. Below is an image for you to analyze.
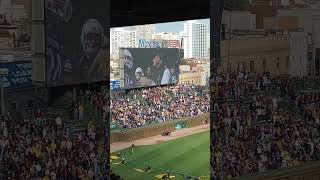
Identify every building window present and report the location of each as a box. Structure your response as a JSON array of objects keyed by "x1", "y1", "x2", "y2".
[
  {"x1": 276, "y1": 57, "x2": 280, "y2": 69},
  {"x1": 263, "y1": 58, "x2": 266, "y2": 72},
  {"x1": 286, "y1": 56, "x2": 290, "y2": 68}
]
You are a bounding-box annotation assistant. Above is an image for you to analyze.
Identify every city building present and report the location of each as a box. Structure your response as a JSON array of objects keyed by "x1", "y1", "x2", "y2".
[
  {"x1": 219, "y1": 34, "x2": 291, "y2": 76},
  {"x1": 182, "y1": 20, "x2": 209, "y2": 59},
  {"x1": 252, "y1": 0, "x2": 289, "y2": 6},
  {"x1": 149, "y1": 32, "x2": 181, "y2": 48},
  {"x1": 184, "y1": 59, "x2": 208, "y2": 67},
  {"x1": 126, "y1": 24, "x2": 156, "y2": 40},
  {"x1": 207, "y1": 32, "x2": 210, "y2": 58},
  {"x1": 179, "y1": 71, "x2": 207, "y2": 86},
  {"x1": 152, "y1": 32, "x2": 180, "y2": 40},
  {"x1": 110, "y1": 28, "x2": 137, "y2": 59},
  {"x1": 288, "y1": 31, "x2": 309, "y2": 77},
  {"x1": 164, "y1": 39, "x2": 181, "y2": 48},
  {"x1": 196, "y1": 63, "x2": 210, "y2": 75},
  {"x1": 110, "y1": 60, "x2": 119, "y2": 80},
  {"x1": 179, "y1": 63, "x2": 209, "y2": 86},
  {"x1": 222, "y1": 11, "x2": 256, "y2": 30},
  {"x1": 180, "y1": 65, "x2": 191, "y2": 72},
  {"x1": 263, "y1": 16, "x2": 299, "y2": 30},
  {"x1": 241, "y1": 0, "x2": 308, "y2": 29},
  {"x1": 278, "y1": 8, "x2": 320, "y2": 76}
]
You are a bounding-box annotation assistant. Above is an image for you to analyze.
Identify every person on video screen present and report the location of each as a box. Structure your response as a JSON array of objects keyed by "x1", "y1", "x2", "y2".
[
  {"x1": 73, "y1": 18, "x2": 107, "y2": 82},
  {"x1": 146, "y1": 67, "x2": 152, "y2": 79},
  {"x1": 135, "y1": 67, "x2": 155, "y2": 87},
  {"x1": 151, "y1": 53, "x2": 171, "y2": 85},
  {"x1": 123, "y1": 49, "x2": 136, "y2": 88},
  {"x1": 170, "y1": 67, "x2": 177, "y2": 84}
]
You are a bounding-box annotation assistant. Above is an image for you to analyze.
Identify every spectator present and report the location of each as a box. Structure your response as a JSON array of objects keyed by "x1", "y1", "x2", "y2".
[
  {"x1": 2, "y1": 113, "x2": 106, "y2": 179},
  {"x1": 211, "y1": 72, "x2": 320, "y2": 178},
  {"x1": 78, "y1": 104, "x2": 84, "y2": 121},
  {"x1": 110, "y1": 85, "x2": 209, "y2": 129}
]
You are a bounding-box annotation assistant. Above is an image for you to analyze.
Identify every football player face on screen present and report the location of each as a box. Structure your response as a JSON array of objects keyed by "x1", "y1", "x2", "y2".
[
  {"x1": 135, "y1": 67, "x2": 143, "y2": 81},
  {"x1": 152, "y1": 54, "x2": 161, "y2": 68},
  {"x1": 81, "y1": 19, "x2": 104, "y2": 62},
  {"x1": 146, "y1": 67, "x2": 152, "y2": 78},
  {"x1": 124, "y1": 49, "x2": 134, "y2": 70},
  {"x1": 79, "y1": 18, "x2": 107, "y2": 81}
]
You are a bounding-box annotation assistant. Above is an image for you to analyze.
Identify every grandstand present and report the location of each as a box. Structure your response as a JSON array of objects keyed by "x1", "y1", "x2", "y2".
[
  {"x1": 211, "y1": 72, "x2": 320, "y2": 179},
  {"x1": 0, "y1": 104, "x2": 109, "y2": 179},
  {"x1": 110, "y1": 85, "x2": 209, "y2": 129}
]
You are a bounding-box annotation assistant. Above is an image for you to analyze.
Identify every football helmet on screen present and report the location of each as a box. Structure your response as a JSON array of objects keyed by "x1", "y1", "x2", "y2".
[
  {"x1": 135, "y1": 67, "x2": 144, "y2": 78},
  {"x1": 123, "y1": 49, "x2": 133, "y2": 69},
  {"x1": 46, "y1": 0, "x2": 73, "y2": 23},
  {"x1": 80, "y1": 19, "x2": 104, "y2": 55}
]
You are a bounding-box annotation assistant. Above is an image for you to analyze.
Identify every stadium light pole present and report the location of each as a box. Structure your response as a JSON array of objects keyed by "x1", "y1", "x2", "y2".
[{"x1": 0, "y1": 68, "x2": 9, "y2": 115}]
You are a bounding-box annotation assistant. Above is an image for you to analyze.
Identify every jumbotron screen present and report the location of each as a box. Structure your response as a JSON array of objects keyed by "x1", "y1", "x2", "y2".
[
  {"x1": 120, "y1": 48, "x2": 180, "y2": 89},
  {"x1": 45, "y1": 0, "x2": 108, "y2": 86}
]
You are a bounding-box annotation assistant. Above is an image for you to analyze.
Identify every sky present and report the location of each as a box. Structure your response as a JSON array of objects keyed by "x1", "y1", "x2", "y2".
[{"x1": 155, "y1": 19, "x2": 210, "y2": 33}]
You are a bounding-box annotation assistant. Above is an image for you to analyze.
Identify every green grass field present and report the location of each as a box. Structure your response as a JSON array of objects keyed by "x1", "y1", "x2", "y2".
[{"x1": 111, "y1": 131, "x2": 210, "y2": 180}]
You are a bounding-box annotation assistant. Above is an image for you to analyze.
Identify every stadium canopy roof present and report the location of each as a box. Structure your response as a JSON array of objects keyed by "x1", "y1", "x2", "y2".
[{"x1": 111, "y1": 0, "x2": 210, "y2": 27}]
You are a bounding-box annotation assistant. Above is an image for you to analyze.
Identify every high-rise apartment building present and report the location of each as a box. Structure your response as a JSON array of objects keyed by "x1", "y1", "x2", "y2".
[
  {"x1": 126, "y1": 24, "x2": 156, "y2": 40},
  {"x1": 182, "y1": 20, "x2": 209, "y2": 59},
  {"x1": 110, "y1": 28, "x2": 137, "y2": 59},
  {"x1": 152, "y1": 32, "x2": 180, "y2": 40}
]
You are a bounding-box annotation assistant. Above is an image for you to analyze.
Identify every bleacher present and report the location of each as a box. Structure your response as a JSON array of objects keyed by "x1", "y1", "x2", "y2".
[
  {"x1": 45, "y1": 92, "x2": 108, "y2": 167},
  {"x1": 291, "y1": 78, "x2": 320, "y2": 91},
  {"x1": 48, "y1": 92, "x2": 106, "y2": 138}
]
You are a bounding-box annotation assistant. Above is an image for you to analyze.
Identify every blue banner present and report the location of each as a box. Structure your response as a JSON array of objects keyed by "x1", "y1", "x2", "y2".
[
  {"x1": 0, "y1": 59, "x2": 32, "y2": 91},
  {"x1": 110, "y1": 80, "x2": 120, "y2": 90}
]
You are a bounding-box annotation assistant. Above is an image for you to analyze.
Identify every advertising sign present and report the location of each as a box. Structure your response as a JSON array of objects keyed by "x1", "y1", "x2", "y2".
[
  {"x1": 0, "y1": 59, "x2": 32, "y2": 91},
  {"x1": 175, "y1": 122, "x2": 187, "y2": 130},
  {"x1": 110, "y1": 80, "x2": 120, "y2": 90}
]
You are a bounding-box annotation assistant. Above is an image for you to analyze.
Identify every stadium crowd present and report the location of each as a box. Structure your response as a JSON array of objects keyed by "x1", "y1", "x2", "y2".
[
  {"x1": 110, "y1": 85, "x2": 210, "y2": 129},
  {"x1": 211, "y1": 72, "x2": 275, "y2": 101},
  {"x1": 0, "y1": 111, "x2": 109, "y2": 179},
  {"x1": 295, "y1": 91, "x2": 320, "y2": 114},
  {"x1": 73, "y1": 90, "x2": 109, "y2": 122},
  {"x1": 211, "y1": 72, "x2": 320, "y2": 179}
]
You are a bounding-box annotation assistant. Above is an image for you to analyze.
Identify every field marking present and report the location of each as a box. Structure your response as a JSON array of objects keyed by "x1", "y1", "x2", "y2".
[{"x1": 110, "y1": 124, "x2": 210, "y2": 153}]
